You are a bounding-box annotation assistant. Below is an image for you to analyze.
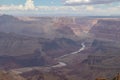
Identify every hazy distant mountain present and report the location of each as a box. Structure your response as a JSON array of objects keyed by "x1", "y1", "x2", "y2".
[{"x1": 0, "y1": 15, "x2": 97, "y2": 39}]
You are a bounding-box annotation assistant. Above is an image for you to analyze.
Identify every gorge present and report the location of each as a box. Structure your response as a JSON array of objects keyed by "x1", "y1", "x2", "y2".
[{"x1": 0, "y1": 15, "x2": 120, "y2": 80}]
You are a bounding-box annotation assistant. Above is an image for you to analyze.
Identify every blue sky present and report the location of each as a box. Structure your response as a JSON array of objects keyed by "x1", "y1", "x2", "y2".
[
  {"x1": 0, "y1": 0, "x2": 120, "y2": 16},
  {"x1": 0, "y1": 0, "x2": 63, "y2": 6}
]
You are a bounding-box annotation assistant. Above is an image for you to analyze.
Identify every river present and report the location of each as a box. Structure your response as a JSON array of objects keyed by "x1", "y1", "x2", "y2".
[{"x1": 52, "y1": 42, "x2": 86, "y2": 68}]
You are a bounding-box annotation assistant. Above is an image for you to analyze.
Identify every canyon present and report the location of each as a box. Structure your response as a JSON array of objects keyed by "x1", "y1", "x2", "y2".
[{"x1": 0, "y1": 15, "x2": 120, "y2": 80}]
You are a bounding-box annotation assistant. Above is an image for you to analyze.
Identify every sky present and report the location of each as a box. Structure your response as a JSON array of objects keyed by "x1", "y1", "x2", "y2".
[{"x1": 0, "y1": 0, "x2": 120, "y2": 16}]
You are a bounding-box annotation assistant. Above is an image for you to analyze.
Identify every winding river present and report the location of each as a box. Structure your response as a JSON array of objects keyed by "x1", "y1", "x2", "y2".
[{"x1": 52, "y1": 42, "x2": 86, "y2": 68}]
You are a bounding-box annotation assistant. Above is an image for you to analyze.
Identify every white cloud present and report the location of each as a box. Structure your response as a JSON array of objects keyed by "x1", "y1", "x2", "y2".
[
  {"x1": 37, "y1": 6, "x2": 84, "y2": 11},
  {"x1": 0, "y1": 5, "x2": 120, "y2": 16},
  {"x1": 65, "y1": 0, "x2": 91, "y2": 4},
  {"x1": 0, "y1": 5, "x2": 24, "y2": 10},
  {"x1": 86, "y1": 6, "x2": 94, "y2": 11},
  {"x1": 0, "y1": 0, "x2": 120, "y2": 16},
  {"x1": 64, "y1": 0, "x2": 120, "y2": 5},
  {"x1": 0, "y1": 0, "x2": 36, "y2": 10},
  {"x1": 25, "y1": 0, "x2": 35, "y2": 10}
]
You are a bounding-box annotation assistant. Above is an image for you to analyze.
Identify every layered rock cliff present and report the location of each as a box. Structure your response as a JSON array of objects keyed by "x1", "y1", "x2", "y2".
[
  {"x1": 87, "y1": 19, "x2": 120, "y2": 67},
  {"x1": 90, "y1": 19, "x2": 120, "y2": 42}
]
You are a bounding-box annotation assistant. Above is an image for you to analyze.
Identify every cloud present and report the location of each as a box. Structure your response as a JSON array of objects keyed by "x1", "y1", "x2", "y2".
[
  {"x1": 1, "y1": 5, "x2": 119, "y2": 16},
  {"x1": 0, "y1": 0, "x2": 120, "y2": 16},
  {"x1": 0, "y1": 5, "x2": 24, "y2": 10},
  {"x1": 86, "y1": 6, "x2": 94, "y2": 11},
  {"x1": 64, "y1": 0, "x2": 120, "y2": 5},
  {"x1": 0, "y1": 0, "x2": 36, "y2": 10},
  {"x1": 65, "y1": 0, "x2": 90, "y2": 4},
  {"x1": 25, "y1": 0, "x2": 35, "y2": 10}
]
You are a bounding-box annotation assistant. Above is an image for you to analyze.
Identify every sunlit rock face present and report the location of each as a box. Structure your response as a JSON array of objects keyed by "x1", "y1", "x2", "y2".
[
  {"x1": 53, "y1": 17, "x2": 97, "y2": 37},
  {"x1": 0, "y1": 71, "x2": 26, "y2": 80}
]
